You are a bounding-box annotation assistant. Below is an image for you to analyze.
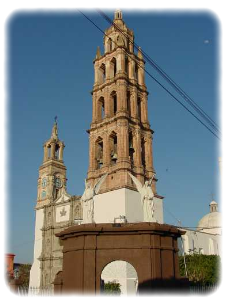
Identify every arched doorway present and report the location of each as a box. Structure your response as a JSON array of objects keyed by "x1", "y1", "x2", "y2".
[{"x1": 100, "y1": 260, "x2": 138, "y2": 295}]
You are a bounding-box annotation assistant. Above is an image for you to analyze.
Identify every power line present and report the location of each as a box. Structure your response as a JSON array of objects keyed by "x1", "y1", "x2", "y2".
[
  {"x1": 78, "y1": 10, "x2": 220, "y2": 140},
  {"x1": 97, "y1": 9, "x2": 220, "y2": 135}
]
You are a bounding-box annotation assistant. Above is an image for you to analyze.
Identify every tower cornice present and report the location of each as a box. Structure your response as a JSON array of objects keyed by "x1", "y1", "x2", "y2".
[
  {"x1": 93, "y1": 46, "x2": 145, "y2": 64},
  {"x1": 87, "y1": 114, "x2": 153, "y2": 134},
  {"x1": 39, "y1": 159, "x2": 66, "y2": 171},
  {"x1": 92, "y1": 74, "x2": 148, "y2": 95}
]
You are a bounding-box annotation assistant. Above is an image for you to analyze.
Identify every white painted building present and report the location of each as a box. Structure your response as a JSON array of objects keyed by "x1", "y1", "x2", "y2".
[{"x1": 180, "y1": 200, "x2": 221, "y2": 256}]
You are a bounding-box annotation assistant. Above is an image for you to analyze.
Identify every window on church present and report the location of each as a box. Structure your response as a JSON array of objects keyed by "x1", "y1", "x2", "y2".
[
  {"x1": 47, "y1": 145, "x2": 51, "y2": 158},
  {"x1": 75, "y1": 205, "x2": 81, "y2": 219},
  {"x1": 41, "y1": 190, "x2": 46, "y2": 199},
  {"x1": 101, "y1": 103, "x2": 105, "y2": 119},
  {"x1": 129, "y1": 132, "x2": 134, "y2": 165},
  {"x1": 108, "y1": 38, "x2": 112, "y2": 52},
  {"x1": 141, "y1": 137, "x2": 146, "y2": 168},
  {"x1": 98, "y1": 96, "x2": 105, "y2": 120},
  {"x1": 137, "y1": 97, "x2": 141, "y2": 121},
  {"x1": 98, "y1": 63, "x2": 106, "y2": 84},
  {"x1": 55, "y1": 144, "x2": 60, "y2": 159},
  {"x1": 55, "y1": 188, "x2": 59, "y2": 199},
  {"x1": 209, "y1": 238, "x2": 215, "y2": 255},
  {"x1": 96, "y1": 138, "x2": 103, "y2": 169},
  {"x1": 110, "y1": 57, "x2": 117, "y2": 78},
  {"x1": 110, "y1": 91, "x2": 117, "y2": 116},
  {"x1": 135, "y1": 63, "x2": 138, "y2": 81},
  {"x1": 127, "y1": 91, "x2": 131, "y2": 116},
  {"x1": 114, "y1": 94, "x2": 117, "y2": 115},
  {"x1": 125, "y1": 56, "x2": 129, "y2": 76},
  {"x1": 109, "y1": 132, "x2": 118, "y2": 165}
]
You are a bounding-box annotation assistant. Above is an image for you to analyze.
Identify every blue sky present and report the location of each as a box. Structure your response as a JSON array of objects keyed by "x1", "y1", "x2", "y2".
[{"x1": 7, "y1": 10, "x2": 220, "y2": 263}]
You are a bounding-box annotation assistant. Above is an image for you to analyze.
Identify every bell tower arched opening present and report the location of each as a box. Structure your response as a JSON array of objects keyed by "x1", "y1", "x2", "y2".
[
  {"x1": 95, "y1": 137, "x2": 104, "y2": 169},
  {"x1": 47, "y1": 144, "x2": 51, "y2": 159},
  {"x1": 141, "y1": 137, "x2": 146, "y2": 168},
  {"x1": 97, "y1": 96, "x2": 105, "y2": 121},
  {"x1": 109, "y1": 132, "x2": 118, "y2": 165},
  {"x1": 55, "y1": 144, "x2": 60, "y2": 159},
  {"x1": 108, "y1": 38, "x2": 112, "y2": 52},
  {"x1": 127, "y1": 91, "x2": 131, "y2": 117},
  {"x1": 110, "y1": 91, "x2": 117, "y2": 116},
  {"x1": 98, "y1": 63, "x2": 106, "y2": 84},
  {"x1": 110, "y1": 57, "x2": 117, "y2": 78},
  {"x1": 137, "y1": 97, "x2": 142, "y2": 121},
  {"x1": 129, "y1": 131, "x2": 134, "y2": 166}
]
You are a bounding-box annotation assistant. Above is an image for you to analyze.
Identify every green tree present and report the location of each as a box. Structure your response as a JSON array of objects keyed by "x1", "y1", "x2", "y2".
[
  {"x1": 104, "y1": 281, "x2": 121, "y2": 295},
  {"x1": 179, "y1": 254, "x2": 220, "y2": 286},
  {"x1": 0, "y1": 262, "x2": 13, "y2": 286},
  {"x1": 17, "y1": 264, "x2": 31, "y2": 289}
]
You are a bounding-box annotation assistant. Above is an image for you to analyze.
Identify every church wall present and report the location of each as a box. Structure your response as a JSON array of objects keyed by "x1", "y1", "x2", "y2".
[
  {"x1": 29, "y1": 208, "x2": 44, "y2": 288},
  {"x1": 94, "y1": 188, "x2": 126, "y2": 223},
  {"x1": 153, "y1": 197, "x2": 164, "y2": 224},
  {"x1": 94, "y1": 187, "x2": 163, "y2": 224},
  {"x1": 181, "y1": 229, "x2": 221, "y2": 255}
]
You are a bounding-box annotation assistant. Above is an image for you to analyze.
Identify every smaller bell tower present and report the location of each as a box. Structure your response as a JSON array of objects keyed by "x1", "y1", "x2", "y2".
[
  {"x1": 29, "y1": 119, "x2": 68, "y2": 291},
  {"x1": 37, "y1": 119, "x2": 67, "y2": 207}
]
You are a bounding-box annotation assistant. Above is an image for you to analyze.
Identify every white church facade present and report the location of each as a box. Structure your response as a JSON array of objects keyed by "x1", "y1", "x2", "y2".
[{"x1": 29, "y1": 10, "x2": 221, "y2": 294}]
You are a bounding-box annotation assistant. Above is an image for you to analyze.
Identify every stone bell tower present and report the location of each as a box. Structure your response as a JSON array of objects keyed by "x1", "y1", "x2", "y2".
[
  {"x1": 29, "y1": 120, "x2": 70, "y2": 291},
  {"x1": 37, "y1": 120, "x2": 67, "y2": 206},
  {"x1": 87, "y1": 10, "x2": 163, "y2": 224}
]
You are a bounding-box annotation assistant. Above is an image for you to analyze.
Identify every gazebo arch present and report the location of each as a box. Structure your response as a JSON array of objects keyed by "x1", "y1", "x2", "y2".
[{"x1": 54, "y1": 223, "x2": 188, "y2": 294}]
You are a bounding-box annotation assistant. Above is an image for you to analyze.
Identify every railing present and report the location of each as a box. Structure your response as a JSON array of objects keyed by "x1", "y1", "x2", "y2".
[
  {"x1": 0, "y1": 286, "x2": 53, "y2": 304},
  {"x1": 190, "y1": 283, "x2": 228, "y2": 304}
]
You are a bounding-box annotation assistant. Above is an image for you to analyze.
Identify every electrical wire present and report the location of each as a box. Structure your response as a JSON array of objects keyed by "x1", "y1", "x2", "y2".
[
  {"x1": 78, "y1": 10, "x2": 220, "y2": 140},
  {"x1": 97, "y1": 9, "x2": 220, "y2": 135}
]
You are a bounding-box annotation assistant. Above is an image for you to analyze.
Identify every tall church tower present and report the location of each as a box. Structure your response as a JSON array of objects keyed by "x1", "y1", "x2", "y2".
[{"x1": 87, "y1": 11, "x2": 163, "y2": 223}]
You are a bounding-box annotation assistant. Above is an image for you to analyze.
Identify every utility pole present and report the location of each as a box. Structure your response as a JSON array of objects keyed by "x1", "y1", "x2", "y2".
[{"x1": 219, "y1": 157, "x2": 228, "y2": 227}]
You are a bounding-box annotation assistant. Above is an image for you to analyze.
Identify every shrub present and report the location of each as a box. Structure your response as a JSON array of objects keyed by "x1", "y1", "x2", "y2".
[
  {"x1": 179, "y1": 254, "x2": 220, "y2": 286},
  {"x1": 104, "y1": 281, "x2": 121, "y2": 304}
]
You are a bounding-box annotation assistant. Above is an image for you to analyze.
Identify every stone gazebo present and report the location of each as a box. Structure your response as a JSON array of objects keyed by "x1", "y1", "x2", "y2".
[{"x1": 54, "y1": 222, "x2": 188, "y2": 294}]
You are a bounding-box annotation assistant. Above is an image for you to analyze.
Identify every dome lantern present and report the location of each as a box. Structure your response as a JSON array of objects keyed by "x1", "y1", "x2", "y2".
[{"x1": 210, "y1": 200, "x2": 218, "y2": 213}]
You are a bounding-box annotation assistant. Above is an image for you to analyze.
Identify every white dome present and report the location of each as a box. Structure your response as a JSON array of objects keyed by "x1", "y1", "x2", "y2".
[
  {"x1": 198, "y1": 212, "x2": 227, "y2": 229},
  {"x1": 197, "y1": 201, "x2": 221, "y2": 235}
]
